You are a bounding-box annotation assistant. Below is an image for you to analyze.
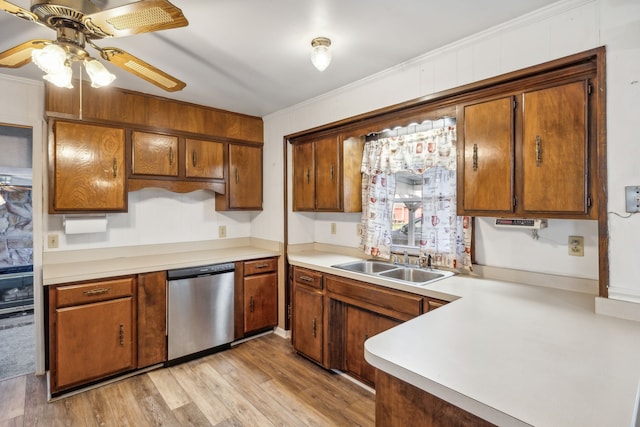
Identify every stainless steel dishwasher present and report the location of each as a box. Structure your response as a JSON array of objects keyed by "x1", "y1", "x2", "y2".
[{"x1": 167, "y1": 262, "x2": 235, "y2": 363}]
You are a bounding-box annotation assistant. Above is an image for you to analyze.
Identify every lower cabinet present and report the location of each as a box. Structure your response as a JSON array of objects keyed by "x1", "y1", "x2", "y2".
[
  {"x1": 292, "y1": 267, "x2": 325, "y2": 365},
  {"x1": 137, "y1": 271, "x2": 167, "y2": 368},
  {"x1": 345, "y1": 305, "x2": 400, "y2": 385},
  {"x1": 235, "y1": 257, "x2": 279, "y2": 339},
  {"x1": 290, "y1": 266, "x2": 450, "y2": 388},
  {"x1": 49, "y1": 277, "x2": 137, "y2": 394}
]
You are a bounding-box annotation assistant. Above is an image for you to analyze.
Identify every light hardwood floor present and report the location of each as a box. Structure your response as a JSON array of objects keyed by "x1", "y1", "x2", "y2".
[{"x1": 0, "y1": 333, "x2": 375, "y2": 426}]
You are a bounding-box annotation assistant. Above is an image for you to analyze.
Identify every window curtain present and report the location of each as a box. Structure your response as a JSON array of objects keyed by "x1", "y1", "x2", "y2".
[{"x1": 359, "y1": 124, "x2": 472, "y2": 270}]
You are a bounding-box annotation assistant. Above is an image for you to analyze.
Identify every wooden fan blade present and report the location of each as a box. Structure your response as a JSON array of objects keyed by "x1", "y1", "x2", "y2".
[
  {"x1": 83, "y1": 0, "x2": 188, "y2": 38},
  {"x1": 0, "y1": 39, "x2": 49, "y2": 68},
  {"x1": 0, "y1": 0, "x2": 39, "y2": 23},
  {"x1": 101, "y1": 47, "x2": 185, "y2": 92}
]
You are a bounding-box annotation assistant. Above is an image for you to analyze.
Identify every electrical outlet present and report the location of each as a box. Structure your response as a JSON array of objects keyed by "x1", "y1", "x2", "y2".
[
  {"x1": 218, "y1": 225, "x2": 227, "y2": 238},
  {"x1": 625, "y1": 186, "x2": 640, "y2": 213},
  {"x1": 568, "y1": 236, "x2": 584, "y2": 257},
  {"x1": 356, "y1": 224, "x2": 362, "y2": 236},
  {"x1": 47, "y1": 234, "x2": 59, "y2": 249},
  {"x1": 331, "y1": 223, "x2": 336, "y2": 235}
]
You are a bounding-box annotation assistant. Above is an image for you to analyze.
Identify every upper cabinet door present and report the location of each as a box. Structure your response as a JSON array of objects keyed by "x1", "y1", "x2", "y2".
[
  {"x1": 315, "y1": 135, "x2": 341, "y2": 211},
  {"x1": 131, "y1": 131, "x2": 178, "y2": 177},
  {"x1": 461, "y1": 96, "x2": 515, "y2": 214},
  {"x1": 185, "y1": 138, "x2": 224, "y2": 179},
  {"x1": 521, "y1": 80, "x2": 589, "y2": 215},
  {"x1": 228, "y1": 144, "x2": 262, "y2": 210},
  {"x1": 52, "y1": 121, "x2": 126, "y2": 212},
  {"x1": 292, "y1": 141, "x2": 316, "y2": 211}
]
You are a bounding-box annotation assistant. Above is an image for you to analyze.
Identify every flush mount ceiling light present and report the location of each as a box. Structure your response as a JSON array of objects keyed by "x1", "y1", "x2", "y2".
[{"x1": 311, "y1": 37, "x2": 331, "y2": 72}]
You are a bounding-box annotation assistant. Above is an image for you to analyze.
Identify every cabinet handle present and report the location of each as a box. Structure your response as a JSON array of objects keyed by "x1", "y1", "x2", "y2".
[
  {"x1": 535, "y1": 135, "x2": 542, "y2": 167},
  {"x1": 330, "y1": 164, "x2": 334, "y2": 182},
  {"x1": 169, "y1": 147, "x2": 174, "y2": 165},
  {"x1": 235, "y1": 167, "x2": 239, "y2": 184},
  {"x1": 306, "y1": 168, "x2": 310, "y2": 184},
  {"x1": 312, "y1": 317, "x2": 317, "y2": 338},
  {"x1": 249, "y1": 296, "x2": 254, "y2": 313},
  {"x1": 298, "y1": 275, "x2": 314, "y2": 283},
  {"x1": 256, "y1": 263, "x2": 269, "y2": 269},
  {"x1": 83, "y1": 287, "x2": 111, "y2": 296},
  {"x1": 119, "y1": 324, "x2": 124, "y2": 346},
  {"x1": 192, "y1": 150, "x2": 197, "y2": 167},
  {"x1": 472, "y1": 144, "x2": 478, "y2": 171},
  {"x1": 112, "y1": 158, "x2": 117, "y2": 178}
]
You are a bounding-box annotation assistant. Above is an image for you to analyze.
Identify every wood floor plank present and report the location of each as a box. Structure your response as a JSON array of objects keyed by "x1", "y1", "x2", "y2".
[
  {"x1": 147, "y1": 367, "x2": 192, "y2": 410},
  {"x1": 192, "y1": 362, "x2": 275, "y2": 427},
  {"x1": 172, "y1": 401, "x2": 212, "y2": 426},
  {"x1": 7, "y1": 334, "x2": 376, "y2": 427},
  {"x1": 0, "y1": 375, "x2": 25, "y2": 421},
  {"x1": 169, "y1": 363, "x2": 233, "y2": 425}
]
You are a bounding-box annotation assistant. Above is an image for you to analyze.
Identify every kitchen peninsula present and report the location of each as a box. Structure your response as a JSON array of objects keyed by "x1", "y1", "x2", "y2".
[{"x1": 288, "y1": 249, "x2": 640, "y2": 427}]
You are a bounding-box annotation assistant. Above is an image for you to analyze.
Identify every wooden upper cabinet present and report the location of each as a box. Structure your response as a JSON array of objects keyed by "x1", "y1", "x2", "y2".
[
  {"x1": 521, "y1": 80, "x2": 589, "y2": 215},
  {"x1": 292, "y1": 141, "x2": 316, "y2": 211},
  {"x1": 229, "y1": 144, "x2": 262, "y2": 209},
  {"x1": 51, "y1": 121, "x2": 126, "y2": 213},
  {"x1": 292, "y1": 134, "x2": 364, "y2": 212},
  {"x1": 185, "y1": 138, "x2": 224, "y2": 179},
  {"x1": 461, "y1": 96, "x2": 515, "y2": 214},
  {"x1": 131, "y1": 131, "x2": 178, "y2": 177},
  {"x1": 458, "y1": 78, "x2": 595, "y2": 219},
  {"x1": 315, "y1": 136, "x2": 341, "y2": 210}
]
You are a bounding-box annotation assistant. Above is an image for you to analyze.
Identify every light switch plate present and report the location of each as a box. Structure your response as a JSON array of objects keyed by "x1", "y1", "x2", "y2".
[
  {"x1": 625, "y1": 186, "x2": 640, "y2": 213},
  {"x1": 218, "y1": 225, "x2": 227, "y2": 238}
]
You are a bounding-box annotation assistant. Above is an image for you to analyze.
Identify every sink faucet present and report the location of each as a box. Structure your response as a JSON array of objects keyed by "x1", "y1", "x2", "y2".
[{"x1": 403, "y1": 251, "x2": 409, "y2": 265}]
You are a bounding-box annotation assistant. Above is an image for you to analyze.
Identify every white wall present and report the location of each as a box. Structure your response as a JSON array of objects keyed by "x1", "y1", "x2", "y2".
[{"x1": 262, "y1": 0, "x2": 640, "y2": 302}]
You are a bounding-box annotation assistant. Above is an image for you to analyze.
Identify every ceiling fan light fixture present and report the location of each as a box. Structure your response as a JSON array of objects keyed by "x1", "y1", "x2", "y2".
[
  {"x1": 31, "y1": 43, "x2": 67, "y2": 74},
  {"x1": 84, "y1": 58, "x2": 116, "y2": 88},
  {"x1": 42, "y1": 64, "x2": 73, "y2": 88},
  {"x1": 311, "y1": 37, "x2": 331, "y2": 72}
]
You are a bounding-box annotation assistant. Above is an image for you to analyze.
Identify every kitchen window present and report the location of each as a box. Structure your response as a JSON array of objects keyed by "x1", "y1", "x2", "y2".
[{"x1": 360, "y1": 118, "x2": 472, "y2": 270}]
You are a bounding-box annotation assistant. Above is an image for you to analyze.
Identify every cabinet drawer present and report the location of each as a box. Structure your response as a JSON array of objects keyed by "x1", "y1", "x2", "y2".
[
  {"x1": 425, "y1": 297, "x2": 448, "y2": 311},
  {"x1": 326, "y1": 275, "x2": 422, "y2": 318},
  {"x1": 244, "y1": 257, "x2": 278, "y2": 276},
  {"x1": 55, "y1": 277, "x2": 135, "y2": 308},
  {"x1": 293, "y1": 267, "x2": 323, "y2": 290}
]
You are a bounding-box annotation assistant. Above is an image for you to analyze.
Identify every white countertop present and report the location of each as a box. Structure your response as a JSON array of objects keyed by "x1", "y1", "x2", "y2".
[
  {"x1": 288, "y1": 250, "x2": 640, "y2": 427},
  {"x1": 44, "y1": 245, "x2": 279, "y2": 285}
]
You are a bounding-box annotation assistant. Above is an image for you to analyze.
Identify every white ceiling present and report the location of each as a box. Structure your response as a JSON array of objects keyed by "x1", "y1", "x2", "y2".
[{"x1": 0, "y1": 0, "x2": 561, "y2": 117}]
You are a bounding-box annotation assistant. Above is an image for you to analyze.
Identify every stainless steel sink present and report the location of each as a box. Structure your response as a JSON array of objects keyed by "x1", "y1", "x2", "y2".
[
  {"x1": 332, "y1": 260, "x2": 397, "y2": 274},
  {"x1": 378, "y1": 267, "x2": 444, "y2": 283},
  {"x1": 331, "y1": 260, "x2": 454, "y2": 287}
]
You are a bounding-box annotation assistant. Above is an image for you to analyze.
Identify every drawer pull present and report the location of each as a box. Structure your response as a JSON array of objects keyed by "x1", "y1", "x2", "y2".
[
  {"x1": 119, "y1": 324, "x2": 124, "y2": 346},
  {"x1": 255, "y1": 263, "x2": 270, "y2": 269},
  {"x1": 83, "y1": 287, "x2": 111, "y2": 296},
  {"x1": 298, "y1": 275, "x2": 314, "y2": 283},
  {"x1": 535, "y1": 135, "x2": 543, "y2": 167}
]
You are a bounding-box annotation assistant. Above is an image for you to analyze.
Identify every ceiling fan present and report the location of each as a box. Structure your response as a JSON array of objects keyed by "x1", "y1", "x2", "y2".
[{"x1": 0, "y1": 0, "x2": 188, "y2": 91}]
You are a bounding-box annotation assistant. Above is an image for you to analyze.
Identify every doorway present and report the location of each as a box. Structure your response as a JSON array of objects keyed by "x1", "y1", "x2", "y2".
[{"x1": 0, "y1": 124, "x2": 34, "y2": 380}]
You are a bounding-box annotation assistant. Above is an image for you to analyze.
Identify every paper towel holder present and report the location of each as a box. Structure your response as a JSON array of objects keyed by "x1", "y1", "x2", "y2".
[{"x1": 63, "y1": 214, "x2": 108, "y2": 235}]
